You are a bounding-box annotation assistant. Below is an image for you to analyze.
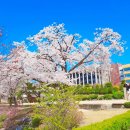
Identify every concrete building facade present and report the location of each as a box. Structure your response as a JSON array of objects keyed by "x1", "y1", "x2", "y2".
[
  {"x1": 69, "y1": 66, "x2": 111, "y2": 85},
  {"x1": 120, "y1": 64, "x2": 130, "y2": 83},
  {"x1": 69, "y1": 63, "x2": 130, "y2": 86}
]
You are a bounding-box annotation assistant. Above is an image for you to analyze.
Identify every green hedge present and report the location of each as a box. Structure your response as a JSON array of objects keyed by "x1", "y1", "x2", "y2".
[
  {"x1": 73, "y1": 110, "x2": 130, "y2": 130},
  {"x1": 75, "y1": 86, "x2": 114, "y2": 95},
  {"x1": 76, "y1": 92, "x2": 124, "y2": 101},
  {"x1": 112, "y1": 91, "x2": 124, "y2": 99},
  {"x1": 75, "y1": 94, "x2": 98, "y2": 101},
  {"x1": 124, "y1": 102, "x2": 130, "y2": 108}
]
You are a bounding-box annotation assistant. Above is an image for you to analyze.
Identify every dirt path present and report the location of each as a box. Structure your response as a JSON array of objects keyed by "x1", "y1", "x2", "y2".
[{"x1": 79, "y1": 108, "x2": 129, "y2": 127}]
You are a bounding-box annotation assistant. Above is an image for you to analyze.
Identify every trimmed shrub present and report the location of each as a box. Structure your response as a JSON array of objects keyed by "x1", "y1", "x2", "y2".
[
  {"x1": 73, "y1": 110, "x2": 130, "y2": 130},
  {"x1": 103, "y1": 94, "x2": 113, "y2": 100},
  {"x1": 104, "y1": 82, "x2": 113, "y2": 88},
  {"x1": 99, "y1": 87, "x2": 112, "y2": 94},
  {"x1": 81, "y1": 96, "x2": 89, "y2": 101},
  {"x1": 113, "y1": 85, "x2": 120, "y2": 91},
  {"x1": 74, "y1": 87, "x2": 92, "y2": 95},
  {"x1": 113, "y1": 91, "x2": 124, "y2": 99},
  {"x1": 124, "y1": 102, "x2": 130, "y2": 108},
  {"x1": 92, "y1": 87, "x2": 100, "y2": 94},
  {"x1": 76, "y1": 94, "x2": 98, "y2": 101},
  {"x1": 88, "y1": 94, "x2": 98, "y2": 100},
  {"x1": 74, "y1": 83, "x2": 119, "y2": 95},
  {"x1": 97, "y1": 95, "x2": 104, "y2": 100}
]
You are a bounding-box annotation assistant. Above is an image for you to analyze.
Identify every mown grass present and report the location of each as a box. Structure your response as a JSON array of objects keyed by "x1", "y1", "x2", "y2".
[{"x1": 74, "y1": 110, "x2": 130, "y2": 130}]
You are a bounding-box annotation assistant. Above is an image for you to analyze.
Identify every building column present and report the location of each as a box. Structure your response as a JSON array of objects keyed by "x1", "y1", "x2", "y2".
[
  {"x1": 79, "y1": 72, "x2": 81, "y2": 84},
  {"x1": 95, "y1": 68, "x2": 97, "y2": 84},
  {"x1": 82, "y1": 71, "x2": 85, "y2": 86},
  {"x1": 68, "y1": 74, "x2": 70, "y2": 82},
  {"x1": 91, "y1": 72, "x2": 93, "y2": 85},
  {"x1": 98, "y1": 70, "x2": 101, "y2": 85},
  {"x1": 87, "y1": 72, "x2": 88, "y2": 84},
  {"x1": 71, "y1": 73, "x2": 73, "y2": 84},
  {"x1": 75, "y1": 72, "x2": 77, "y2": 85},
  {"x1": 100, "y1": 69, "x2": 103, "y2": 85}
]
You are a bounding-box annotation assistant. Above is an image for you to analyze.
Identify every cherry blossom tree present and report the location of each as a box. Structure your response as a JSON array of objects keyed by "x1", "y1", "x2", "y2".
[
  {"x1": 0, "y1": 23, "x2": 125, "y2": 97},
  {"x1": 27, "y1": 24, "x2": 124, "y2": 76}
]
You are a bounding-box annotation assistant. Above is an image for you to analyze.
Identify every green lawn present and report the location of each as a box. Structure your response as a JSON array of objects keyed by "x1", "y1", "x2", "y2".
[{"x1": 74, "y1": 110, "x2": 130, "y2": 130}]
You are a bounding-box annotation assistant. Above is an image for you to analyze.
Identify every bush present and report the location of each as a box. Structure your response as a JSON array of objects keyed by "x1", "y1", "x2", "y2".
[
  {"x1": 113, "y1": 85, "x2": 120, "y2": 91},
  {"x1": 77, "y1": 94, "x2": 98, "y2": 101},
  {"x1": 0, "y1": 114, "x2": 6, "y2": 122},
  {"x1": 79, "y1": 95, "x2": 89, "y2": 101},
  {"x1": 99, "y1": 87, "x2": 112, "y2": 94},
  {"x1": 0, "y1": 114, "x2": 6, "y2": 128},
  {"x1": 97, "y1": 95, "x2": 104, "y2": 100},
  {"x1": 92, "y1": 87, "x2": 100, "y2": 94},
  {"x1": 23, "y1": 127, "x2": 34, "y2": 130},
  {"x1": 88, "y1": 94, "x2": 98, "y2": 100},
  {"x1": 103, "y1": 94, "x2": 113, "y2": 100},
  {"x1": 120, "y1": 80, "x2": 126, "y2": 91},
  {"x1": 32, "y1": 116, "x2": 41, "y2": 128},
  {"x1": 0, "y1": 122, "x2": 3, "y2": 129},
  {"x1": 74, "y1": 86, "x2": 91, "y2": 95},
  {"x1": 74, "y1": 82, "x2": 120, "y2": 95},
  {"x1": 32, "y1": 83, "x2": 82, "y2": 129},
  {"x1": 73, "y1": 110, "x2": 130, "y2": 130},
  {"x1": 104, "y1": 82, "x2": 113, "y2": 88},
  {"x1": 124, "y1": 102, "x2": 130, "y2": 108},
  {"x1": 113, "y1": 91, "x2": 124, "y2": 99}
]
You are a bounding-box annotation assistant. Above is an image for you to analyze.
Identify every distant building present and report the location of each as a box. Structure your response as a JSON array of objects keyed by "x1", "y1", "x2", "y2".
[
  {"x1": 111, "y1": 64, "x2": 122, "y2": 85},
  {"x1": 110, "y1": 64, "x2": 130, "y2": 85},
  {"x1": 120, "y1": 64, "x2": 130, "y2": 83},
  {"x1": 69, "y1": 63, "x2": 130, "y2": 86},
  {"x1": 69, "y1": 65, "x2": 111, "y2": 85}
]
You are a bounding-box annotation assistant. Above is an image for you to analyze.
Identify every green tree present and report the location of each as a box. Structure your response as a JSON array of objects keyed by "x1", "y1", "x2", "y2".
[{"x1": 32, "y1": 83, "x2": 82, "y2": 130}]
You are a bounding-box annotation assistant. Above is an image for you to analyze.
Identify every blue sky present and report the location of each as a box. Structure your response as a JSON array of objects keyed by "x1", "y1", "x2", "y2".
[{"x1": 0, "y1": 0, "x2": 130, "y2": 64}]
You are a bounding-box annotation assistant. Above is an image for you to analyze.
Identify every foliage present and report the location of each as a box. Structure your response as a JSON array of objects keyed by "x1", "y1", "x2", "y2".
[
  {"x1": 23, "y1": 127, "x2": 34, "y2": 130},
  {"x1": 31, "y1": 116, "x2": 41, "y2": 128},
  {"x1": 113, "y1": 86, "x2": 119, "y2": 92},
  {"x1": 31, "y1": 83, "x2": 82, "y2": 130},
  {"x1": 124, "y1": 102, "x2": 130, "y2": 108},
  {"x1": 74, "y1": 110, "x2": 130, "y2": 130},
  {"x1": 0, "y1": 114, "x2": 6, "y2": 128},
  {"x1": 74, "y1": 83, "x2": 117, "y2": 95},
  {"x1": 73, "y1": 83, "x2": 124, "y2": 100},
  {"x1": 78, "y1": 94, "x2": 116, "y2": 100},
  {"x1": 76, "y1": 94, "x2": 98, "y2": 101},
  {"x1": 103, "y1": 94, "x2": 113, "y2": 100},
  {"x1": 0, "y1": 114, "x2": 6, "y2": 122},
  {"x1": 112, "y1": 91, "x2": 124, "y2": 99},
  {"x1": 120, "y1": 80, "x2": 126, "y2": 90},
  {"x1": 99, "y1": 87, "x2": 113, "y2": 94},
  {"x1": 84, "y1": 94, "x2": 98, "y2": 100},
  {"x1": 104, "y1": 82, "x2": 113, "y2": 88},
  {"x1": 16, "y1": 90, "x2": 23, "y2": 100},
  {"x1": 97, "y1": 95, "x2": 104, "y2": 100}
]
